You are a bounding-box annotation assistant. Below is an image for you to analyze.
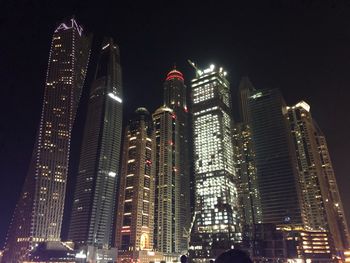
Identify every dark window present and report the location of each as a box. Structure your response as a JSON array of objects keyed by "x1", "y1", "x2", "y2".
[
  {"x1": 121, "y1": 235, "x2": 130, "y2": 250},
  {"x1": 123, "y1": 215, "x2": 131, "y2": 226},
  {"x1": 125, "y1": 189, "x2": 133, "y2": 200},
  {"x1": 127, "y1": 163, "x2": 137, "y2": 174},
  {"x1": 126, "y1": 176, "x2": 134, "y2": 187},
  {"x1": 124, "y1": 202, "x2": 132, "y2": 213},
  {"x1": 144, "y1": 177, "x2": 150, "y2": 188},
  {"x1": 128, "y1": 148, "x2": 137, "y2": 159}
]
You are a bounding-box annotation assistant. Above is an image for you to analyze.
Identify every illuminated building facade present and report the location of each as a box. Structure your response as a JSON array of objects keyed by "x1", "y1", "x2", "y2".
[
  {"x1": 68, "y1": 39, "x2": 122, "y2": 252},
  {"x1": 115, "y1": 108, "x2": 156, "y2": 263},
  {"x1": 286, "y1": 101, "x2": 350, "y2": 252},
  {"x1": 153, "y1": 106, "x2": 181, "y2": 257},
  {"x1": 3, "y1": 18, "x2": 91, "y2": 262},
  {"x1": 248, "y1": 89, "x2": 303, "y2": 226},
  {"x1": 245, "y1": 224, "x2": 333, "y2": 262},
  {"x1": 295, "y1": 229, "x2": 332, "y2": 262},
  {"x1": 161, "y1": 68, "x2": 191, "y2": 254},
  {"x1": 188, "y1": 63, "x2": 241, "y2": 261}
]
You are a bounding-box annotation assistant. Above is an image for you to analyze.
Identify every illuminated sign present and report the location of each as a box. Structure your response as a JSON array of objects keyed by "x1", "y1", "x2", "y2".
[{"x1": 55, "y1": 18, "x2": 83, "y2": 36}]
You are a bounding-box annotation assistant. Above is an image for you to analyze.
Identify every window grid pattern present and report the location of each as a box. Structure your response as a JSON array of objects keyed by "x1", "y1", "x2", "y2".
[
  {"x1": 3, "y1": 19, "x2": 90, "y2": 262},
  {"x1": 190, "y1": 70, "x2": 241, "y2": 259}
]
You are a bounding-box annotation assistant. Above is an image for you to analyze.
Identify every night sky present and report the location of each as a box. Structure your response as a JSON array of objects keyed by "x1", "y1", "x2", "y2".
[{"x1": 1, "y1": 0, "x2": 350, "y2": 247}]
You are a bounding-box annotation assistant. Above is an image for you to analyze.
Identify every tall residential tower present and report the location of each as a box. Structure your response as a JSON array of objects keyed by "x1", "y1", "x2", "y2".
[
  {"x1": 153, "y1": 68, "x2": 191, "y2": 257},
  {"x1": 286, "y1": 101, "x2": 350, "y2": 251},
  {"x1": 115, "y1": 108, "x2": 159, "y2": 263},
  {"x1": 153, "y1": 107, "x2": 180, "y2": 258},
  {"x1": 68, "y1": 38, "x2": 123, "y2": 255},
  {"x1": 189, "y1": 63, "x2": 241, "y2": 261},
  {"x1": 3, "y1": 18, "x2": 90, "y2": 262}
]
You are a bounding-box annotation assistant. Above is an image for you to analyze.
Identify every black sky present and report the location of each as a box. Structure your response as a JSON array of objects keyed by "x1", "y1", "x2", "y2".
[{"x1": 1, "y1": 0, "x2": 350, "y2": 247}]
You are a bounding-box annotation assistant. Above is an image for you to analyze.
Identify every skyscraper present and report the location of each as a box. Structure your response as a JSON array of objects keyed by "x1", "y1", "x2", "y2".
[
  {"x1": 68, "y1": 38, "x2": 123, "y2": 253},
  {"x1": 153, "y1": 107, "x2": 181, "y2": 258},
  {"x1": 286, "y1": 102, "x2": 328, "y2": 231},
  {"x1": 235, "y1": 77, "x2": 262, "y2": 227},
  {"x1": 247, "y1": 89, "x2": 303, "y2": 226},
  {"x1": 160, "y1": 68, "x2": 191, "y2": 254},
  {"x1": 115, "y1": 108, "x2": 158, "y2": 263},
  {"x1": 286, "y1": 101, "x2": 350, "y2": 251},
  {"x1": 246, "y1": 87, "x2": 349, "y2": 258},
  {"x1": 188, "y1": 63, "x2": 241, "y2": 261},
  {"x1": 233, "y1": 123, "x2": 262, "y2": 226},
  {"x1": 3, "y1": 18, "x2": 91, "y2": 262}
]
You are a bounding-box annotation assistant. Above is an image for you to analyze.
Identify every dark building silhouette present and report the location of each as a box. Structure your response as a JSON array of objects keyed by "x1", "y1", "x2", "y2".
[
  {"x1": 235, "y1": 78, "x2": 262, "y2": 227},
  {"x1": 233, "y1": 123, "x2": 262, "y2": 226},
  {"x1": 238, "y1": 76, "x2": 256, "y2": 123},
  {"x1": 244, "y1": 86, "x2": 349, "y2": 258},
  {"x1": 3, "y1": 18, "x2": 91, "y2": 262},
  {"x1": 67, "y1": 38, "x2": 123, "y2": 256},
  {"x1": 248, "y1": 89, "x2": 303, "y2": 226}
]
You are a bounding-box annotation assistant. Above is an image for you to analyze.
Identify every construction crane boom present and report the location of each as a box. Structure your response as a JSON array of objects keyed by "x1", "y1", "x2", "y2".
[{"x1": 187, "y1": 59, "x2": 201, "y2": 77}]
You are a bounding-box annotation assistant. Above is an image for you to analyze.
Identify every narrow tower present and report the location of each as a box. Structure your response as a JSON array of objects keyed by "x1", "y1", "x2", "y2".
[
  {"x1": 153, "y1": 106, "x2": 181, "y2": 259},
  {"x1": 162, "y1": 68, "x2": 191, "y2": 254},
  {"x1": 286, "y1": 101, "x2": 350, "y2": 251},
  {"x1": 3, "y1": 18, "x2": 91, "y2": 262},
  {"x1": 234, "y1": 77, "x2": 262, "y2": 227},
  {"x1": 189, "y1": 63, "x2": 241, "y2": 261},
  {"x1": 115, "y1": 108, "x2": 156, "y2": 263},
  {"x1": 68, "y1": 38, "x2": 123, "y2": 254}
]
